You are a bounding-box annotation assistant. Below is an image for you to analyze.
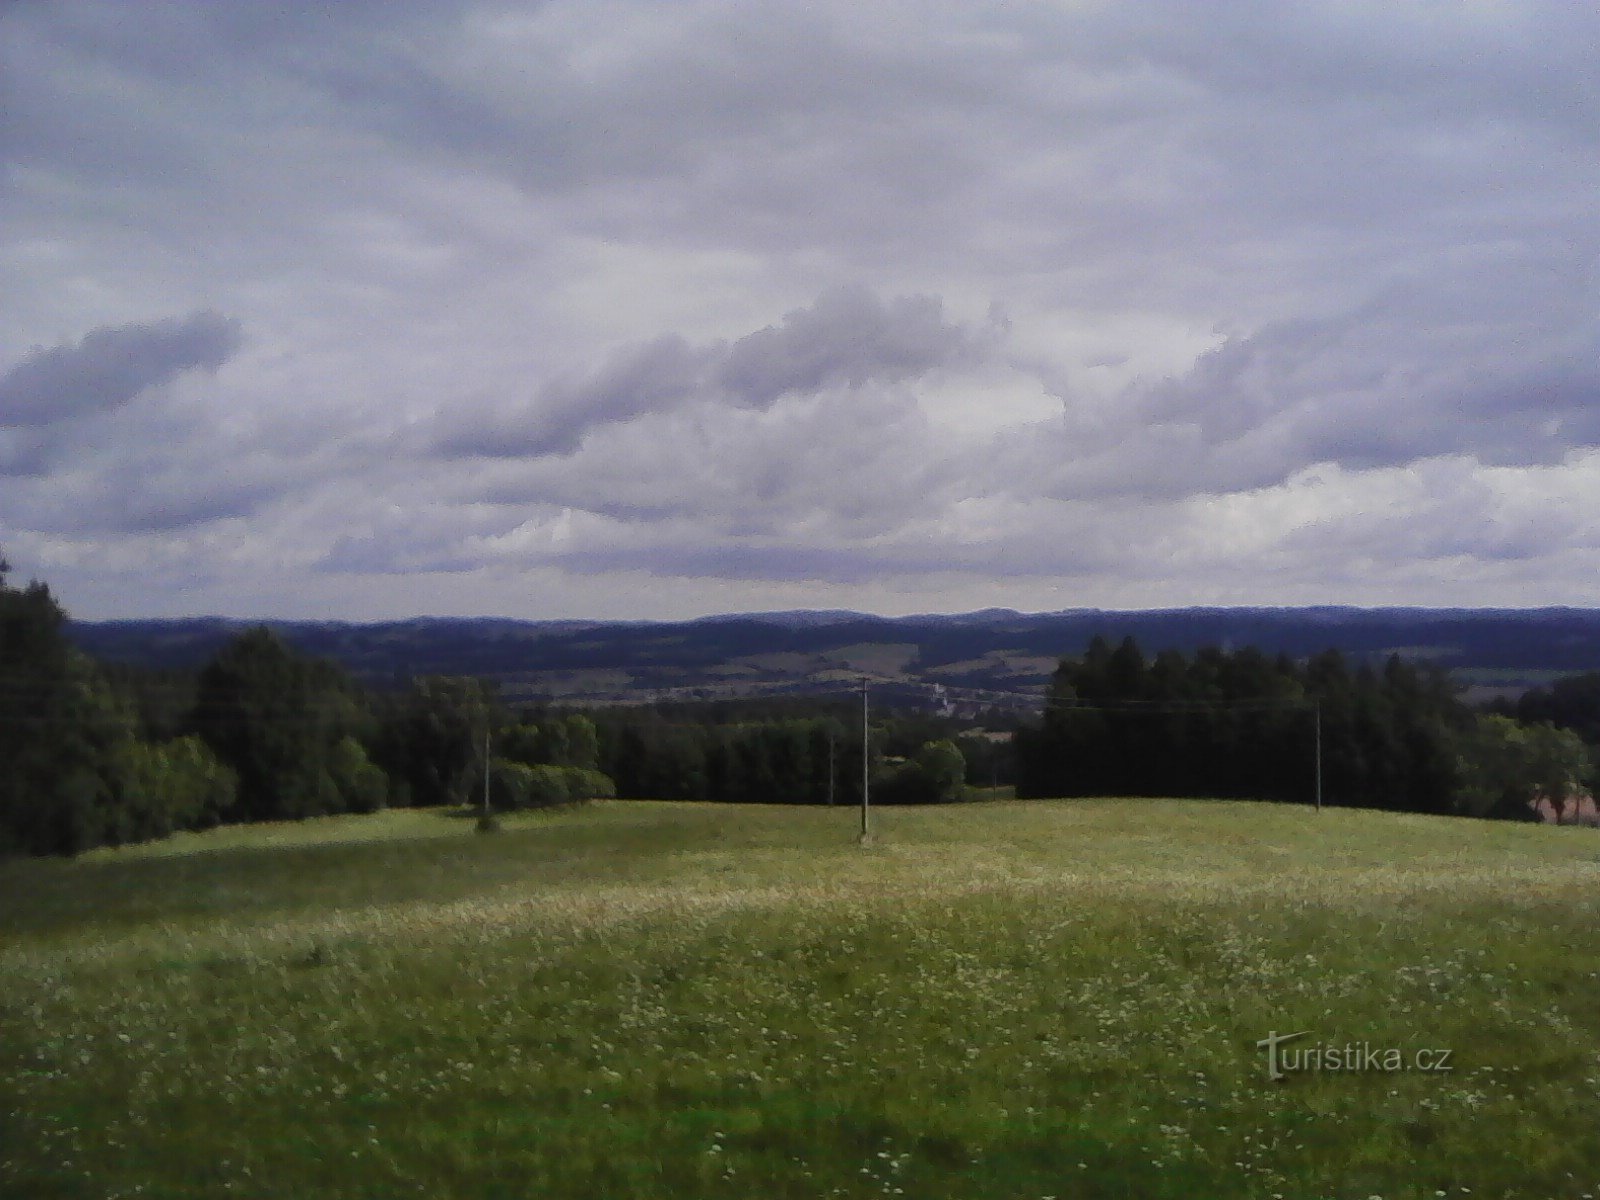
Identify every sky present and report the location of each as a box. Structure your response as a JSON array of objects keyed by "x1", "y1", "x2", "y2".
[{"x1": 3, "y1": 1, "x2": 1599, "y2": 621}]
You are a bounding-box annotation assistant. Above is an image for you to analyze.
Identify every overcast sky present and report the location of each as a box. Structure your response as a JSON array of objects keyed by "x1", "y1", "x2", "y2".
[{"x1": 4, "y1": 1, "x2": 1598, "y2": 620}]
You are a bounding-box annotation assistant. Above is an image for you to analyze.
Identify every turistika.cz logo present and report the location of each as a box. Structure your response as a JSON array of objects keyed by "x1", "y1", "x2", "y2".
[{"x1": 1255, "y1": 1030, "x2": 1454, "y2": 1081}]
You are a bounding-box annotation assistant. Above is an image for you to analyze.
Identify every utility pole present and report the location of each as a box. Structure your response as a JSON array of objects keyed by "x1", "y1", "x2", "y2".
[
  {"x1": 1314, "y1": 702, "x2": 1323, "y2": 813},
  {"x1": 860, "y1": 679, "x2": 871, "y2": 842},
  {"x1": 483, "y1": 724, "x2": 492, "y2": 818},
  {"x1": 827, "y1": 728, "x2": 836, "y2": 806}
]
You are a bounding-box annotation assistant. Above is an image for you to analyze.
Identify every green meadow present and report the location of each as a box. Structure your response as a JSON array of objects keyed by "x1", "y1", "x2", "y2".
[{"x1": 4, "y1": 799, "x2": 1600, "y2": 1199}]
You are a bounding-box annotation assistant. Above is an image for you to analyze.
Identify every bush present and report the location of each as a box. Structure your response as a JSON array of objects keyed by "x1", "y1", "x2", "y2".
[
  {"x1": 329, "y1": 736, "x2": 387, "y2": 815},
  {"x1": 112, "y1": 735, "x2": 239, "y2": 842},
  {"x1": 161, "y1": 734, "x2": 239, "y2": 829},
  {"x1": 488, "y1": 761, "x2": 615, "y2": 810},
  {"x1": 563, "y1": 767, "x2": 616, "y2": 801},
  {"x1": 488, "y1": 759, "x2": 538, "y2": 810},
  {"x1": 915, "y1": 739, "x2": 968, "y2": 803},
  {"x1": 525, "y1": 765, "x2": 573, "y2": 808},
  {"x1": 873, "y1": 740, "x2": 970, "y2": 805}
]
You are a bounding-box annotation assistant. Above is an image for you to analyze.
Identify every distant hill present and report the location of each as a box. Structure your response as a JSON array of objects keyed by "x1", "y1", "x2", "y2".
[{"x1": 66, "y1": 607, "x2": 1600, "y2": 710}]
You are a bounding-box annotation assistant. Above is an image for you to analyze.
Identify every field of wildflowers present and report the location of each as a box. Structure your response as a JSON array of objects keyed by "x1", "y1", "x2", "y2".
[{"x1": 3, "y1": 799, "x2": 1599, "y2": 1198}]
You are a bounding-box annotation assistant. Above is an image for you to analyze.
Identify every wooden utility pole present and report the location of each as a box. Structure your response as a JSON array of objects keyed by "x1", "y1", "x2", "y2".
[
  {"x1": 1314, "y1": 702, "x2": 1323, "y2": 813},
  {"x1": 483, "y1": 724, "x2": 492, "y2": 818},
  {"x1": 860, "y1": 679, "x2": 871, "y2": 842},
  {"x1": 827, "y1": 728, "x2": 836, "y2": 806}
]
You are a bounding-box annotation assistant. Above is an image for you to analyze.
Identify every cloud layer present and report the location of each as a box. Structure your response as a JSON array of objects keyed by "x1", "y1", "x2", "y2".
[
  {"x1": 4, "y1": 1, "x2": 1599, "y2": 619},
  {"x1": 0, "y1": 311, "x2": 241, "y2": 428},
  {"x1": 431, "y1": 285, "x2": 991, "y2": 458}
]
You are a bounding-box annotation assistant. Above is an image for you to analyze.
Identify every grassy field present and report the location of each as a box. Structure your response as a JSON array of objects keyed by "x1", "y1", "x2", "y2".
[{"x1": 3, "y1": 799, "x2": 1600, "y2": 1199}]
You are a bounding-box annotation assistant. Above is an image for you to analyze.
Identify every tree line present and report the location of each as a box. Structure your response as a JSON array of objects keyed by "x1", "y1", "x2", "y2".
[
  {"x1": 0, "y1": 560, "x2": 626, "y2": 856},
  {"x1": 0, "y1": 561, "x2": 979, "y2": 856},
  {"x1": 587, "y1": 707, "x2": 970, "y2": 809},
  {"x1": 6, "y1": 554, "x2": 1593, "y2": 857},
  {"x1": 1016, "y1": 636, "x2": 1593, "y2": 819}
]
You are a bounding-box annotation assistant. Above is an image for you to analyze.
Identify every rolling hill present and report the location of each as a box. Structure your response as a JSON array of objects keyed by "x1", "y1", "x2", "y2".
[{"x1": 67, "y1": 606, "x2": 1600, "y2": 708}]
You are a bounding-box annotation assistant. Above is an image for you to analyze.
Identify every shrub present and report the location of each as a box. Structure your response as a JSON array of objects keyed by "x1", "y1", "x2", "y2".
[
  {"x1": 112, "y1": 735, "x2": 239, "y2": 842},
  {"x1": 562, "y1": 767, "x2": 616, "y2": 802},
  {"x1": 873, "y1": 740, "x2": 970, "y2": 805},
  {"x1": 485, "y1": 760, "x2": 615, "y2": 810},
  {"x1": 525, "y1": 765, "x2": 573, "y2": 808},
  {"x1": 488, "y1": 759, "x2": 538, "y2": 810},
  {"x1": 329, "y1": 736, "x2": 388, "y2": 815}
]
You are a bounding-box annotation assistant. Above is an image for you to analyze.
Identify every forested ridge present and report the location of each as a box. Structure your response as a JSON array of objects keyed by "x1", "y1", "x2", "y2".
[
  {"x1": 72, "y1": 604, "x2": 1600, "y2": 681},
  {"x1": 1015, "y1": 636, "x2": 1594, "y2": 819},
  {"x1": 3, "y1": 558, "x2": 1595, "y2": 857}
]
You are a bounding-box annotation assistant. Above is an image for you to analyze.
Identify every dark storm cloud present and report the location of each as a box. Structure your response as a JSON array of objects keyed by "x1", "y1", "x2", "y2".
[
  {"x1": 0, "y1": 311, "x2": 242, "y2": 428},
  {"x1": 433, "y1": 285, "x2": 989, "y2": 459}
]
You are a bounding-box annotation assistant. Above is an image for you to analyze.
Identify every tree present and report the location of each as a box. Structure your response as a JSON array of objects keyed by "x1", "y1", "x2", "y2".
[
  {"x1": 489, "y1": 761, "x2": 615, "y2": 810},
  {"x1": 489, "y1": 759, "x2": 542, "y2": 809},
  {"x1": 1528, "y1": 723, "x2": 1593, "y2": 821},
  {"x1": 373, "y1": 676, "x2": 492, "y2": 808},
  {"x1": 1516, "y1": 673, "x2": 1600, "y2": 752},
  {"x1": 328, "y1": 735, "x2": 387, "y2": 815},
  {"x1": 914, "y1": 738, "x2": 969, "y2": 803},
  {"x1": 1456, "y1": 715, "x2": 1592, "y2": 821},
  {"x1": 0, "y1": 559, "x2": 143, "y2": 855},
  {"x1": 498, "y1": 713, "x2": 599, "y2": 770},
  {"x1": 535, "y1": 716, "x2": 570, "y2": 766},
  {"x1": 113, "y1": 735, "x2": 238, "y2": 839},
  {"x1": 874, "y1": 739, "x2": 969, "y2": 804},
  {"x1": 1017, "y1": 637, "x2": 1481, "y2": 813},
  {"x1": 564, "y1": 714, "x2": 600, "y2": 771},
  {"x1": 497, "y1": 723, "x2": 544, "y2": 767},
  {"x1": 191, "y1": 628, "x2": 368, "y2": 821}
]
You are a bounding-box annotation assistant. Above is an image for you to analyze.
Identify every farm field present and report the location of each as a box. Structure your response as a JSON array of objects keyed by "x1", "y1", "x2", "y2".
[{"x1": 3, "y1": 799, "x2": 1600, "y2": 1199}]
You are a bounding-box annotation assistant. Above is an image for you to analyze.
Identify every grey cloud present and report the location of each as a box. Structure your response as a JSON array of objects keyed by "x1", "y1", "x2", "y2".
[
  {"x1": 0, "y1": 311, "x2": 242, "y2": 428},
  {"x1": 289, "y1": 6, "x2": 985, "y2": 198},
  {"x1": 114, "y1": 481, "x2": 282, "y2": 535},
  {"x1": 314, "y1": 498, "x2": 558, "y2": 577},
  {"x1": 1277, "y1": 460, "x2": 1587, "y2": 568},
  {"x1": 1016, "y1": 259, "x2": 1600, "y2": 504},
  {"x1": 9, "y1": 2, "x2": 1600, "y2": 615},
  {"x1": 566, "y1": 530, "x2": 1128, "y2": 584},
  {"x1": 435, "y1": 286, "x2": 990, "y2": 459},
  {"x1": 14, "y1": 455, "x2": 286, "y2": 536},
  {"x1": 717, "y1": 285, "x2": 986, "y2": 405},
  {"x1": 1440, "y1": 358, "x2": 1600, "y2": 465},
  {"x1": 318, "y1": 536, "x2": 483, "y2": 577},
  {"x1": 436, "y1": 334, "x2": 713, "y2": 458},
  {"x1": 531, "y1": 498, "x2": 1148, "y2": 585},
  {"x1": 0, "y1": 427, "x2": 57, "y2": 477},
  {"x1": 469, "y1": 382, "x2": 960, "y2": 540}
]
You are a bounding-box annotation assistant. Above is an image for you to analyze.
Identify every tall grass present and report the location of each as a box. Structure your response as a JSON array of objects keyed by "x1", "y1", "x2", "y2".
[{"x1": 3, "y1": 799, "x2": 1599, "y2": 1198}]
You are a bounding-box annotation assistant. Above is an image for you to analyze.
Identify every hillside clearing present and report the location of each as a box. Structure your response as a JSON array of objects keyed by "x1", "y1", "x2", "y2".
[{"x1": 3, "y1": 800, "x2": 1599, "y2": 1198}]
